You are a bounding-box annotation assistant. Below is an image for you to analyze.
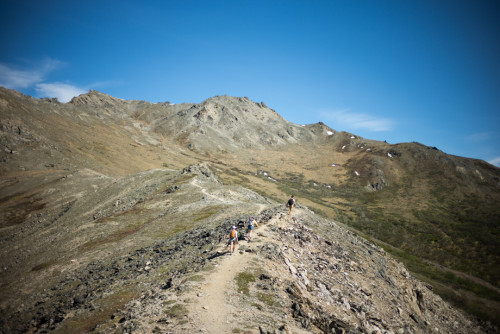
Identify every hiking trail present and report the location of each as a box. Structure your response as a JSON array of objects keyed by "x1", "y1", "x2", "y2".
[{"x1": 173, "y1": 210, "x2": 310, "y2": 334}]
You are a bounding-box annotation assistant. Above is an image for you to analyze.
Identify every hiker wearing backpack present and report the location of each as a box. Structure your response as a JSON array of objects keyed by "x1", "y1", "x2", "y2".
[
  {"x1": 228, "y1": 226, "x2": 238, "y2": 254},
  {"x1": 247, "y1": 217, "x2": 258, "y2": 242},
  {"x1": 287, "y1": 195, "x2": 296, "y2": 216}
]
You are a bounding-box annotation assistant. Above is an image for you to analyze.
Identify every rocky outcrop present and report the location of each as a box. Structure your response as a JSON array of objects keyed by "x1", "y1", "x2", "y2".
[
  {"x1": 181, "y1": 163, "x2": 220, "y2": 183},
  {"x1": 268, "y1": 211, "x2": 485, "y2": 333}
]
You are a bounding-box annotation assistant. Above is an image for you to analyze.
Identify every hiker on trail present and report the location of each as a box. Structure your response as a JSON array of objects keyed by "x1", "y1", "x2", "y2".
[
  {"x1": 228, "y1": 226, "x2": 238, "y2": 254},
  {"x1": 247, "y1": 217, "x2": 258, "y2": 242},
  {"x1": 287, "y1": 195, "x2": 296, "y2": 216}
]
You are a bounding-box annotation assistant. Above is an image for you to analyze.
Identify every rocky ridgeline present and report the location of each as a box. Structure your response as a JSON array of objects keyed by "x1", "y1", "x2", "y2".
[
  {"x1": 140, "y1": 94, "x2": 337, "y2": 152},
  {"x1": 0, "y1": 87, "x2": 340, "y2": 159},
  {"x1": 111, "y1": 209, "x2": 487, "y2": 334},
  {"x1": 0, "y1": 200, "x2": 490, "y2": 333},
  {"x1": 266, "y1": 211, "x2": 486, "y2": 333}
]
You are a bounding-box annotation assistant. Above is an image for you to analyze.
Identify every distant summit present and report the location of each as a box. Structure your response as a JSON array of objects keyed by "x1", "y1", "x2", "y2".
[
  {"x1": 68, "y1": 90, "x2": 139, "y2": 111},
  {"x1": 128, "y1": 93, "x2": 338, "y2": 152}
]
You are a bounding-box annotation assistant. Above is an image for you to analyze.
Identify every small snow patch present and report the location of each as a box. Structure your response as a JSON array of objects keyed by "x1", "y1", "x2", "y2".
[
  {"x1": 387, "y1": 153, "x2": 392, "y2": 158},
  {"x1": 327, "y1": 131, "x2": 334, "y2": 136},
  {"x1": 268, "y1": 176, "x2": 277, "y2": 182},
  {"x1": 351, "y1": 136, "x2": 355, "y2": 139},
  {"x1": 354, "y1": 171, "x2": 360, "y2": 176},
  {"x1": 342, "y1": 145, "x2": 346, "y2": 150},
  {"x1": 366, "y1": 148, "x2": 371, "y2": 152},
  {"x1": 331, "y1": 163, "x2": 338, "y2": 167}
]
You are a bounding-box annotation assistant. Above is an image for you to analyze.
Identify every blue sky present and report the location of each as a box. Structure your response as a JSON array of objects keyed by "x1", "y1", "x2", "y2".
[{"x1": 1, "y1": 1, "x2": 499, "y2": 166}]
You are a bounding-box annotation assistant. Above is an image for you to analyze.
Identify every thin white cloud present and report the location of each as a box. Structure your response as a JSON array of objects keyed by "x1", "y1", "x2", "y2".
[
  {"x1": 0, "y1": 63, "x2": 44, "y2": 88},
  {"x1": 488, "y1": 157, "x2": 500, "y2": 167},
  {"x1": 35, "y1": 83, "x2": 87, "y2": 103},
  {"x1": 321, "y1": 109, "x2": 394, "y2": 132},
  {"x1": 0, "y1": 59, "x2": 88, "y2": 102},
  {"x1": 466, "y1": 132, "x2": 492, "y2": 143},
  {"x1": 0, "y1": 59, "x2": 62, "y2": 89}
]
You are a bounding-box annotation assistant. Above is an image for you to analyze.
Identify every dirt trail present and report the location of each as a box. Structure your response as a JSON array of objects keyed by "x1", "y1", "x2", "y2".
[
  {"x1": 187, "y1": 239, "x2": 255, "y2": 333},
  {"x1": 174, "y1": 210, "x2": 311, "y2": 334},
  {"x1": 185, "y1": 220, "x2": 272, "y2": 333},
  {"x1": 171, "y1": 210, "x2": 292, "y2": 334}
]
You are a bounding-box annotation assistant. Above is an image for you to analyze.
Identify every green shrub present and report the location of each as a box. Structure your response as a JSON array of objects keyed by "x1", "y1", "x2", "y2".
[{"x1": 236, "y1": 272, "x2": 256, "y2": 296}]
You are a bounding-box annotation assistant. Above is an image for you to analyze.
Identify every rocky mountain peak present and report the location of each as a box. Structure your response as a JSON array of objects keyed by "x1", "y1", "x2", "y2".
[
  {"x1": 145, "y1": 95, "x2": 301, "y2": 152},
  {"x1": 146, "y1": 94, "x2": 339, "y2": 153},
  {"x1": 194, "y1": 95, "x2": 282, "y2": 122},
  {"x1": 69, "y1": 89, "x2": 126, "y2": 107}
]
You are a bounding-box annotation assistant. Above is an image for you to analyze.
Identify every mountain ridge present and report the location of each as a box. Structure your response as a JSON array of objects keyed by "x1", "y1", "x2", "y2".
[{"x1": 0, "y1": 87, "x2": 499, "y2": 332}]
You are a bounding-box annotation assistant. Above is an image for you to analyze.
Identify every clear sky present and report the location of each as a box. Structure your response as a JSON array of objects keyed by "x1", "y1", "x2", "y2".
[{"x1": 1, "y1": 0, "x2": 499, "y2": 166}]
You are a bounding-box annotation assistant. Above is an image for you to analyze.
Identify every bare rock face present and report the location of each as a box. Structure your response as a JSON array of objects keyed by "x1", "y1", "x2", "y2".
[
  {"x1": 146, "y1": 95, "x2": 331, "y2": 152},
  {"x1": 267, "y1": 210, "x2": 483, "y2": 334}
]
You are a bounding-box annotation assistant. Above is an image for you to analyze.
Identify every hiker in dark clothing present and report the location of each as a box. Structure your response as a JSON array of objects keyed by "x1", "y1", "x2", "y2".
[{"x1": 287, "y1": 195, "x2": 296, "y2": 216}]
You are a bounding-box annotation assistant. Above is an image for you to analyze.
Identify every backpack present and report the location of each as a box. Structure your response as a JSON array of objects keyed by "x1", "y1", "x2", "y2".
[
  {"x1": 248, "y1": 219, "x2": 254, "y2": 227},
  {"x1": 230, "y1": 230, "x2": 236, "y2": 239},
  {"x1": 288, "y1": 198, "x2": 295, "y2": 206}
]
